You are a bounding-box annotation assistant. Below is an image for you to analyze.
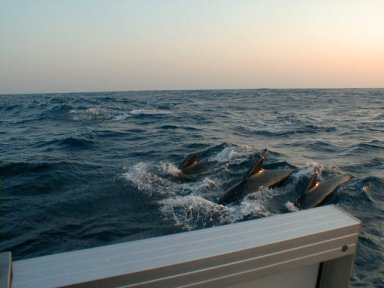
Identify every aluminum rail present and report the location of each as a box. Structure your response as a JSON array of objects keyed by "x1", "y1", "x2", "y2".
[{"x1": 7, "y1": 205, "x2": 360, "y2": 288}]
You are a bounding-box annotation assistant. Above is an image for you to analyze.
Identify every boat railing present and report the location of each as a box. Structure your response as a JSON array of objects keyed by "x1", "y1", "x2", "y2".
[{"x1": 2, "y1": 205, "x2": 361, "y2": 288}]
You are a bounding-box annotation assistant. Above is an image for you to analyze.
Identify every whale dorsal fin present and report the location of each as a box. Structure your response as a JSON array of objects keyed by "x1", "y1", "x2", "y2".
[
  {"x1": 304, "y1": 167, "x2": 320, "y2": 194},
  {"x1": 178, "y1": 152, "x2": 197, "y2": 170},
  {"x1": 245, "y1": 156, "x2": 265, "y2": 178}
]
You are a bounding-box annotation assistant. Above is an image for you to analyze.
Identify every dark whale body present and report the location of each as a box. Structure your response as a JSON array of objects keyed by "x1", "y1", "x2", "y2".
[
  {"x1": 218, "y1": 156, "x2": 295, "y2": 205},
  {"x1": 177, "y1": 152, "x2": 217, "y2": 177},
  {"x1": 295, "y1": 168, "x2": 351, "y2": 209}
]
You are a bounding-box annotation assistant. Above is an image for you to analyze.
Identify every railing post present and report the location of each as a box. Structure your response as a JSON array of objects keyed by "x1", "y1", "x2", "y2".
[
  {"x1": 0, "y1": 252, "x2": 12, "y2": 288},
  {"x1": 317, "y1": 254, "x2": 356, "y2": 288}
]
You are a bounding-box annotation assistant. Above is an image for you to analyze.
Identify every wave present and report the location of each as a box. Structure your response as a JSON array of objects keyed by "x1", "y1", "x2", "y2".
[
  {"x1": 121, "y1": 161, "x2": 219, "y2": 199},
  {"x1": 157, "y1": 125, "x2": 200, "y2": 131},
  {"x1": 2, "y1": 89, "x2": 383, "y2": 287},
  {"x1": 130, "y1": 108, "x2": 172, "y2": 116},
  {"x1": 303, "y1": 140, "x2": 340, "y2": 153},
  {"x1": 344, "y1": 140, "x2": 384, "y2": 155},
  {"x1": 40, "y1": 104, "x2": 73, "y2": 119},
  {"x1": 69, "y1": 107, "x2": 116, "y2": 121},
  {"x1": 158, "y1": 195, "x2": 230, "y2": 230},
  {"x1": 60, "y1": 136, "x2": 96, "y2": 148},
  {"x1": 2, "y1": 104, "x2": 22, "y2": 112},
  {"x1": 341, "y1": 157, "x2": 383, "y2": 174},
  {"x1": 1, "y1": 162, "x2": 56, "y2": 177},
  {"x1": 361, "y1": 176, "x2": 384, "y2": 210},
  {"x1": 1, "y1": 160, "x2": 100, "y2": 179},
  {"x1": 233, "y1": 112, "x2": 338, "y2": 137},
  {"x1": 236, "y1": 123, "x2": 336, "y2": 137},
  {"x1": 158, "y1": 190, "x2": 275, "y2": 231},
  {"x1": 68, "y1": 107, "x2": 174, "y2": 121},
  {"x1": 34, "y1": 134, "x2": 97, "y2": 150}
]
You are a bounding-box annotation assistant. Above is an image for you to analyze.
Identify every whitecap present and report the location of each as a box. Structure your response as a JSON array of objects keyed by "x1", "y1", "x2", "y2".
[
  {"x1": 158, "y1": 186, "x2": 277, "y2": 230},
  {"x1": 121, "y1": 162, "x2": 172, "y2": 197},
  {"x1": 239, "y1": 189, "x2": 274, "y2": 217},
  {"x1": 69, "y1": 107, "x2": 114, "y2": 121},
  {"x1": 130, "y1": 109, "x2": 171, "y2": 116},
  {"x1": 210, "y1": 145, "x2": 255, "y2": 164},
  {"x1": 158, "y1": 195, "x2": 230, "y2": 230},
  {"x1": 113, "y1": 113, "x2": 130, "y2": 121},
  {"x1": 122, "y1": 161, "x2": 218, "y2": 199}
]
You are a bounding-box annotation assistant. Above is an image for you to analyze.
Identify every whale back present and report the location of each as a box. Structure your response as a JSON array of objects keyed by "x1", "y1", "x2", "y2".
[
  {"x1": 218, "y1": 153, "x2": 294, "y2": 205},
  {"x1": 295, "y1": 174, "x2": 351, "y2": 209},
  {"x1": 304, "y1": 167, "x2": 320, "y2": 194},
  {"x1": 244, "y1": 156, "x2": 265, "y2": 179},
  {"x1": 178, "y1": 153, "x2": 197, "y2": 171}
]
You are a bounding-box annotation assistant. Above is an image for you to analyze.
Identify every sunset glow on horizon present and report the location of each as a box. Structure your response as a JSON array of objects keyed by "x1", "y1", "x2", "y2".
[{"x1": 1, "y1": 0, "x2": 383, "y2": 94}]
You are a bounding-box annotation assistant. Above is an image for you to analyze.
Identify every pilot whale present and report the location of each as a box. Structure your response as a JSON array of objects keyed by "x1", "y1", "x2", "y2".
[
  {"x1": 177, "y1": 152, "x2": 217, "y2": 176},
  {"x1": 178, "y1": 152, "x2": 198, "y2": 173},
  {"x1": 294, "y1": 168, "x2": 351, "y2": 209},
  {"x1": 218, "y1": 155, "x2": 295, "y2": 205}
]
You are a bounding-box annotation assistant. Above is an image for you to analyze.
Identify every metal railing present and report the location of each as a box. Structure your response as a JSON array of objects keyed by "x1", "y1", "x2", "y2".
[{"x1": 3, "y1": 205, "x2": 360, "y2": 288}]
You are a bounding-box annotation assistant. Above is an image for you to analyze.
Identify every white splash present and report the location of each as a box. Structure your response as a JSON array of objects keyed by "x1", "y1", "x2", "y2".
[
  {"x1": 210, "y1": 145, "x2": 255, "y2": 164},
  {"x1": 159, "y1": 161, "x2": 182, "y2": 177},
  {"x1": 239, "y1": 189, "x2": 274, "y2": 218},
  {"x1": 291, "y1": 161, "x2": 322, "y2": 183},
  {"x1": 202, "y1": 177, "x2": 216, "y2": 188},
  {"x1": 158, "y1": 195, "x2": 229, "y2": 230},
  {"x1": 285, "y1": 201, "x2": 300, "y2": 212},
  {"x1": 121, "y1": 162, "x2": 172, "y2": 196},
  {"x1": 211, "y1": 147, "x2": 234, "y2": 162},
  {"x1": 122, "y1": 161, "x2": 218, "y2": 200},
  {"x1": 123, "y1": 158, "x2": 280, "y2": 232},
  {"x1": 158, "y1": 186, "x2": 276, "y2": 231}
]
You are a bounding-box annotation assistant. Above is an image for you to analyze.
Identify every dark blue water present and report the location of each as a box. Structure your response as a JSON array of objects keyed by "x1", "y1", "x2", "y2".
[{"x1": 1, "y1": 89, "x2": 383, "y2": 286}]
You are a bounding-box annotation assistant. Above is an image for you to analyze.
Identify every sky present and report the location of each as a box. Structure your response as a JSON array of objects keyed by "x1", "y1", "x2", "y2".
[{"x1": 1, "y1": 0, "x2": 383, "y2": 94}]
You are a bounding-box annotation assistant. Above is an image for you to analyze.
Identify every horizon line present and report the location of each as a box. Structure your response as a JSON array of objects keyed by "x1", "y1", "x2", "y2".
[{"x1": 1, "y1": 87, "x2": 383, "y2": 96}]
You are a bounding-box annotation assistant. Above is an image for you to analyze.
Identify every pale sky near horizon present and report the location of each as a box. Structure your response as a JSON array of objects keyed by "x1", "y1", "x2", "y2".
[{"x1": 1, "y1": 0, "x2": 383, "y2": 94}]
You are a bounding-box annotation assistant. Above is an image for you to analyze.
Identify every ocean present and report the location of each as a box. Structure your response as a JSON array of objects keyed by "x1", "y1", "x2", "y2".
[{"x1": 1, "y1": 89, "x2": 383, "y2": 286}]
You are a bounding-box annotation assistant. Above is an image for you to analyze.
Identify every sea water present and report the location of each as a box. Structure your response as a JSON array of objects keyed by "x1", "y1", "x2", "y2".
[{"x1": 1, "y1": 89, "x2": 383, "y2": 286}]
